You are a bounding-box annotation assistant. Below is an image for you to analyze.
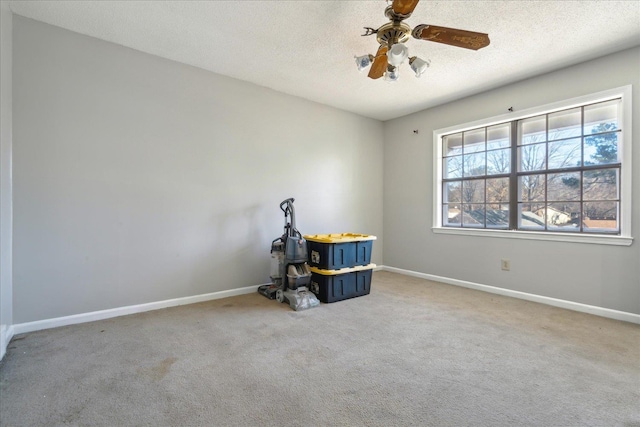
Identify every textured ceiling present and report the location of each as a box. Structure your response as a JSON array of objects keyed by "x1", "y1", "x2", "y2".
[{"x1": 8, "y1": 0, "x2": 640, "y2": 121}]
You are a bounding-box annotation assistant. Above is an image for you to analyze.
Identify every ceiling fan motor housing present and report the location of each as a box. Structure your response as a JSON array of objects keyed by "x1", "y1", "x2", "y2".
[{"x1": 376, "y1": 21, "x2": 412, "y2": 46}]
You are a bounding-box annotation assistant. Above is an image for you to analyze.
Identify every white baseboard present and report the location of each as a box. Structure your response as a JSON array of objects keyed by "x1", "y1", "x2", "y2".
[
  {"x1": 10, "y1": 266, "x2": 639, "y2": 338},
  {"x1": 12, "y1": 284, "x2": 264, "y2": 335},
  {"x1": 379, "y1": 266, "x2": 640, "y2": 325},
  {"x1": 1, "y1": 323, "x2": 15, "y2": 361}
]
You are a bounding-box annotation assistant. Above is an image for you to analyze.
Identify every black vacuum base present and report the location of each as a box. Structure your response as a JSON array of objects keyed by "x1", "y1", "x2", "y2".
[{"x1": 258, "y1": 284, "x2": 280, "y2": 300}]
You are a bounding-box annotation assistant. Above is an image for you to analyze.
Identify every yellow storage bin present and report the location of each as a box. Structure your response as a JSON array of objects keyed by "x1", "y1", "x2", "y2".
[
  {"x1": 303, "y1": 233, "x2": 376, "y2": 270},
  {"x1": 309, "y1": 264, "x2": 376, "y2": 303}
]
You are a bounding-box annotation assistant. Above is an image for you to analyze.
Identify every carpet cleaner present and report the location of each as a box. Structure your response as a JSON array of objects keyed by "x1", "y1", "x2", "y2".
[{"x1": 258, "y1": 198, "x2": 320, "y2": 311}]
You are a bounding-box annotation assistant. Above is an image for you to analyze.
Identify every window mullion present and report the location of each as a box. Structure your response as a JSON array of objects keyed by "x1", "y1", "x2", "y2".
[
  {"x1": 580, "y1": 106, "x2": 585, "y2": 233},
  {"x1": 509, "y1": 120, "x2": 518, "y2": 230}
]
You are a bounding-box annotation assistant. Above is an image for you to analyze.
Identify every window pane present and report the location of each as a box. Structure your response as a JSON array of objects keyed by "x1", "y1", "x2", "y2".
[
  {"x1": 548, "y1": 107, "x2": 581, "y2": 140},
  {"x1": 443, "y1": 205, "x2": 461, "y2": 226},
  {"x1": 583, "y1": 169, "x2": 618, "y2": 201},
  {"x1": 486, "y1": 204, "x2": 509, "y2": 229},
  {"x1": 444, "y1": 133, "x2": 463, "y2": 157},
  {"x1": 547, "y1": 172, "x2": 580, "y2": 201},
  {"x1": 487, "y1": 123, "x2": 510, "y2": 150},
  {"x1": 464, "y1": 128, "x2": 485, "y2": 153},
  {"x1": 519, "y1": 143, "x2": 546, "y2": 171},
  {"x1": 548, "y1": 138, "x2": 581, "y2": 169},
  {"x1": 519, "y1": 115, "x2": 546, "y2": 145},
  {"x1": 584, "y1": 132, "x2": 619, "y2": 165},
  {"x1": 519, "y1": 203, "x2": 545, "y2": 230},
  {"x1": 584, "y1": 99, "x2": 619, "y2": 134},
  {"x1": 583, "y1": 202, "x2": 618, "y2": 233},
  {"x1": 487, "y1": 177, "x2": 509, "y2": 203},
  {"x1": 444, "y1": 181, "x2": 462, "y2": 203},
  {"x1": 462, "y1": 204, "x2": 485, "y2": 228},
  {"x1": 487, "y1": 149, "x2": 511, "y2": 175},
  {"x1": 546, "y1": 202, "x2": 580, "y2": 231},
  {"x1": 462, "y1": 179, "x2": 485, "y2": 204},
  {"x1": 444, "y1": 156, "x2": 462, "y2": 178},
  {"x1": 519, "y1": 175, "x2": 545, "y2": 202},
  {"x1": 463, "y1": 152, "x2": 486, "y2": 177}
]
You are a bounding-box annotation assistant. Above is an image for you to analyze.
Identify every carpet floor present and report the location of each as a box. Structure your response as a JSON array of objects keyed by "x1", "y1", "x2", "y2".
[{"x1": 1, "y1": 271, "x2": 639, "y2": 426}]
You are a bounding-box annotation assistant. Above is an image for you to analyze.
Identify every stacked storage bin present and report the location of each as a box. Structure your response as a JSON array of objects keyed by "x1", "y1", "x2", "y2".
[{"x1": 303, "y1": 233, "x2": 376, "y2": 303}]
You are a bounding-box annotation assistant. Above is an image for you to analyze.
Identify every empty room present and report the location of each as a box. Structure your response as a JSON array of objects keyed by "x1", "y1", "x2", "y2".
[{"x1": 1, "y1": 1, "x2": 639, "y2": 426}]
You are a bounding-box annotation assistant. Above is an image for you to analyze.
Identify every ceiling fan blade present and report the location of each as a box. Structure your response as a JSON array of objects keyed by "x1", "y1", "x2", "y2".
[
  {"x1": 392, "y1": 0, "x2": 420, "y2": 16},
  {"x1": 412, "y1": 24, "x2": 490, "y2": 50},
  {"x1": 368, "y1": 45, "x2": 388, "y2": 79}
]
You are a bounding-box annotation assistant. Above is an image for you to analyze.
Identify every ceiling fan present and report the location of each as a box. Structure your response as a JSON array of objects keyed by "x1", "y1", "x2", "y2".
[{"x1": 355, "y1": 0, "x2": 490, "y2": 82}]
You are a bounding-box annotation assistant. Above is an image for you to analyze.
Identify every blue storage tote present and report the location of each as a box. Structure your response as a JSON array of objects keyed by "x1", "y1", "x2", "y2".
[
  {"x1": 309, "y1": 264, "x2": 376, "y2": 303},
  {"x1": 304, "y1": 233, "x2": 376, "y2": 270}
]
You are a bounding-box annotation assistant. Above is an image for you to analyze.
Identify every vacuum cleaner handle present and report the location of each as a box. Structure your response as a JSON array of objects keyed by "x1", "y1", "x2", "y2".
[
  {"x1": 279, "y1": 198, "x2": 301, "y2": 238},
  {"x1": 280, "y1": 198, "x2": 295, "y2": 213}
]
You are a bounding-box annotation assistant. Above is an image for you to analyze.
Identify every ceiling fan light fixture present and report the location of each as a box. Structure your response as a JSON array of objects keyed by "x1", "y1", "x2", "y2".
[
  {"x1": 355, "y1": 54, "x2": 375, "y2": 72},
  {"x1": 409, "y1": 56, "x2": 431, "y2": 78},
  {"x1": 387, "y1": 43, "x2": 409, "y2": 67}
]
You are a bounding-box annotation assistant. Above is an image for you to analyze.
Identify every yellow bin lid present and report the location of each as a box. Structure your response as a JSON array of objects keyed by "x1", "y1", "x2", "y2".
[
  {"x1": 303, "y1": 233, "x2": 377, "y2": 243},
  {"x1": 309, "y1": 263, "x2": 377, "y2": 276}
]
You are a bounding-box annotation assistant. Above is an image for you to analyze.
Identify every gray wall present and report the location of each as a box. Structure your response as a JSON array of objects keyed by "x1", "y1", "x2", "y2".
[
  {"x1": 12, "y1": 17, "x2": 383, "y2": 324},
  {"x1": 383, "y1": 47, "x2": 640, "y2": 315},
  {"x1": 1, "y1": 2, "x2": 14, "y2": 357}
]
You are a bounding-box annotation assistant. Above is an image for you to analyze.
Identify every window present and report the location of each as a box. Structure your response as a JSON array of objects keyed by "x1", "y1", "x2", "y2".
[
  {"x1": 434, "y1": 86, "x2": 632, "y2": 246},
  {"x1": 442, "y1": 123, "x2": 511, "y2": 229}
]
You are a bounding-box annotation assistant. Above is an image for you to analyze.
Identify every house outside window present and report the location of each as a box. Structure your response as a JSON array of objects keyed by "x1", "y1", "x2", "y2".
[{"x1": 434, "y1": 86, "x2": 633, "y2": 246}]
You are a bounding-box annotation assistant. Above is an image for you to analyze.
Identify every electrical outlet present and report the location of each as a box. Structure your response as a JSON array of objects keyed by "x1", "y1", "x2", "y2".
[{"x1": 501, "y1": 259, "x2": 510, "y2": 271}]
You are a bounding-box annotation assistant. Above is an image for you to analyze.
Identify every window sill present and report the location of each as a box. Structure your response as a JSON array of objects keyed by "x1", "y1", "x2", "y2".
[{"x1": 432, "y1": 227, "x2": 633, "y2": 246}]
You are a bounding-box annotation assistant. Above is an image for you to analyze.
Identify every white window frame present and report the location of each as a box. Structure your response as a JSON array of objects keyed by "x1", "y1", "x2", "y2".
[{"x1": 433, "y1": 85, "x2": 633, "y2": 246}]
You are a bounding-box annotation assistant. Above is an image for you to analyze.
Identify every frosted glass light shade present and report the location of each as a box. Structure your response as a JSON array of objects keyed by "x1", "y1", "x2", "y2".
[
  {"x1": 410, "y1": 57, "x2": 431, "y2": 78},
  {"x1": 387, "y1": 43, "x2": 409, "y2": 66},
  {"x1": 355, "y1": 54, "x2": 373, "y2": 71},
  {"x1": 384, "y1": 67, "x2": 399, "y2": 83}
]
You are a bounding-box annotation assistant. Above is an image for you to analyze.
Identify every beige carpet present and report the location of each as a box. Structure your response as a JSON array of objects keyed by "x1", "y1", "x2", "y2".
[{"x1": 1, "y1": 271, "x2": 639, "y2": 426}]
